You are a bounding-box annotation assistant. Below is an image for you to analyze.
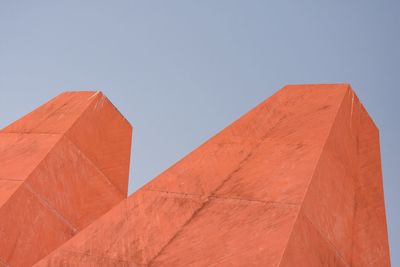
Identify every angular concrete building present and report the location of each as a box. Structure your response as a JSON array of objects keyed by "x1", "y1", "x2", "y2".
[
  {"x1": 0, "y1": 85, "x2": 391, "y2": 266},
  {"x1": 0, "y1": 92, "x2": 132, "y2": 266}
]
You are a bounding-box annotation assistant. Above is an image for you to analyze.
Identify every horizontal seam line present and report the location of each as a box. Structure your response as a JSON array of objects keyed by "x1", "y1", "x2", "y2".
[
  {"x1": 61, "y1": 249, "x2": 140, "y2": 265},
  {"x1": 144, "y1": 188, "x2": 202, "y2": 197},
  {"x1": 144, "y1": 188, "x2": 300, "y2": 207},
  {"x1": 209, "y1": 195, "x2": 300, "y2": 207},
  {"x1": 0, "y1": 131, "x2": 63, "y2": 135},
  {"x1": 0, "y1": 178, "x2": 24, "y2": 182}
]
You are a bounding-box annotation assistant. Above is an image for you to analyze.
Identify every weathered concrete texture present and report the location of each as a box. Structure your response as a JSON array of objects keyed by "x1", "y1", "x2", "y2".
[
  {"x1": 33, "y1": 84, "x2": 390, "y2": 266},
  {"x1": 0, "y1": 92, "x2": 132, "y2": 266}
]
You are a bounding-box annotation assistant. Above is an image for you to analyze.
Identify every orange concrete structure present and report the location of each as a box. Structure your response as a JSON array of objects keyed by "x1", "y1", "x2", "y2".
[
  {"x1": 32, "y1": 84, "x2": 390, "y2": 266},
  {"x1": 0, "y1": 92, "x2": 132, "y2": 266}
]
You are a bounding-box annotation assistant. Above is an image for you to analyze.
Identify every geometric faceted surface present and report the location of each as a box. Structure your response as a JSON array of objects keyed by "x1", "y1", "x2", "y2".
[
  {"x1": 0, "y1": 91, "x2": 132, "y2": 266},
  {"x1": 34, "y1": 85, "x2": 390, "y2": 266}
]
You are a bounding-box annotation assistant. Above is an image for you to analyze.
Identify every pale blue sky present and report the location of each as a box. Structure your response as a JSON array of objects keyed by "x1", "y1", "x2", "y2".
[{"x1": 1, "y1": 1, "x2": 399, "y2": 265}]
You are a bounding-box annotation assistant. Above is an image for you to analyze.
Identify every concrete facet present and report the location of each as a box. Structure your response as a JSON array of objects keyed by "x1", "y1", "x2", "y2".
[{"x1": 0, "y1": 91, "x2": 132, "y2": 266}]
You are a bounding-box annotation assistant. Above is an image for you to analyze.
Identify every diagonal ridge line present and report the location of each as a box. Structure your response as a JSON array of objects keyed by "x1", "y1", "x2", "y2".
[
  {"x1": 23, "y1": 183, "x2": 78, "y2": 233},
  {"x1": 63, "y1": 135, "x2": 126, "y2": 197},
  {"x1": 303, "y1": 213, "x2": 351, "y2": 267},
  {"x1": 277, "y1": 85, "x2": 351, "y2": 266}
]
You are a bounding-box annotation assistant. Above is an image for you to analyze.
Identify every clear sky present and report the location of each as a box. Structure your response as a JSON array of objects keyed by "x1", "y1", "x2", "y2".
[{"x1": 1, "y1": 1, "x2": 399, "y2": 265}]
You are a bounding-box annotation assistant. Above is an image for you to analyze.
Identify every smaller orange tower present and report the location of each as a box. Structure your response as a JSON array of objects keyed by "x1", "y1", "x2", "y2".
[{"x1": 0, "y1": 91, "x2": 132, "y2": 266}]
